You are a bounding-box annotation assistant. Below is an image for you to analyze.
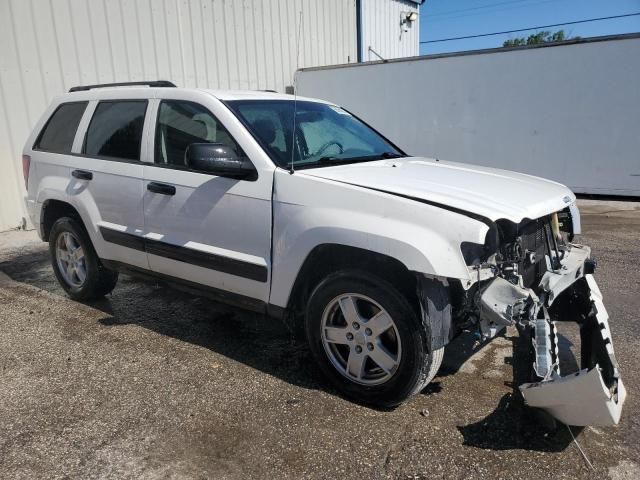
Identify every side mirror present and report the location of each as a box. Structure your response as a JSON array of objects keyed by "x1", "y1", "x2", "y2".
[{"x1": 185, "y1": 143, "x2": 256, "y2": 180}]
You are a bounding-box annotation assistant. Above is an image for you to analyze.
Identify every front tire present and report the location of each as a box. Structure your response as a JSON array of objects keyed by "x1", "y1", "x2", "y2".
[
  {"x1": 49, "y1": 217, "x2": 118, "y2": 300},
  {"x1": 305, "y1": 270, "x2": 443, "y2": 407}
]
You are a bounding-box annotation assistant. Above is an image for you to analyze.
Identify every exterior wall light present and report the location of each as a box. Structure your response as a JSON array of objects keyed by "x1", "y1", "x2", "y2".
[{"x1": 400, "y1": 11, "x2": 418, "y2": 32}]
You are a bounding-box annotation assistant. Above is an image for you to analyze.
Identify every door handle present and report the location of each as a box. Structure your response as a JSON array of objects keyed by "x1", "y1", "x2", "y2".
[
  {"x1": 147, "y1": 182, "x2": 176, "y2": 196},
  {"x1": 71, "y1": 169, "x2": 93, "y2": 180}
]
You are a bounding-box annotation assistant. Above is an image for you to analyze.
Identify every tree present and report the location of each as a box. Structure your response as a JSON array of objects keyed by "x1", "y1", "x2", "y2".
[{"x1": 503, "y1": 29, "x2": 573, "y2": 47}]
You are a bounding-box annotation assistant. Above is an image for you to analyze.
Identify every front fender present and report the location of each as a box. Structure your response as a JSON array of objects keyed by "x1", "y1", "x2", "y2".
[{"x1": 269, "y1": 169, "x2": 489, "y2": 307}]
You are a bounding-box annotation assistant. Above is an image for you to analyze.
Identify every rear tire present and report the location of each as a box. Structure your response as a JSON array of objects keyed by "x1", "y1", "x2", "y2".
[
  {"x1": 49, "y1": 217, "x2": 118, "y2": 300},
  {"x1": 305, "y1": 270, "x2": 443, "y2": 407}
]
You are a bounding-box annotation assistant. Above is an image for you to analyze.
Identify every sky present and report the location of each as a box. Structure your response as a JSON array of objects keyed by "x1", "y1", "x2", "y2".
[{"x1": 419, "y1": 0, "x2": 640, "y2": 55}]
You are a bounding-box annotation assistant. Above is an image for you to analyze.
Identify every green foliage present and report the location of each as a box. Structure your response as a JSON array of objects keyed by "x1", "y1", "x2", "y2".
[{"x1": 503, "y1": 29, "x2": 572, "y2": 47}]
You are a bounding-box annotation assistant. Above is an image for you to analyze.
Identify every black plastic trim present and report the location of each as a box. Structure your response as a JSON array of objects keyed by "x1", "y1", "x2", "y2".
[
  {"x1": 71, "y1": 169, "x2": 93, "y2": 180},
  {"x1": 292, "y1": 155, "x2": 403, "y2": 171},
  {"x1": 99, "y1": 227, "x2": 146, "y2": 251},
  {"x1": 69, "y1": 80, "x2": 176, "y2": 92},
  {"x1": 145, "y1": 240, "x2": 268, "y2": 282},
  {"x1": 98, "y1": 227, "x2": 268, "y2": 282},
  {"x1": 416, "y1": 275, "x2": 453, "y2": 350},
  {"x1": 147, "y1": 182, "x2": 176, "y2": 195}
]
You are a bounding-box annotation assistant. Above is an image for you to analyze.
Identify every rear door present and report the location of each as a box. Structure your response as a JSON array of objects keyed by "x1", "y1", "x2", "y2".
[
  {"x1": 67, "y1": 97, "x2": 152, "y2": 269},
  {"x1": 142, "y1": 94, "x2": 273, "y2": 304}
]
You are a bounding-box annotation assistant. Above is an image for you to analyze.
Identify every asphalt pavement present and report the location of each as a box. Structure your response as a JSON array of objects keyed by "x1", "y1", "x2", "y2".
[{"x1": 0, "y1": 200, "x2": 638, "y2": 479}]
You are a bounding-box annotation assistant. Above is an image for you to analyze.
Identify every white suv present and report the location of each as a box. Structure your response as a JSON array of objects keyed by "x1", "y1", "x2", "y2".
[{"x1": 23, "y1": 81, "x2": 624, "y2": 425}]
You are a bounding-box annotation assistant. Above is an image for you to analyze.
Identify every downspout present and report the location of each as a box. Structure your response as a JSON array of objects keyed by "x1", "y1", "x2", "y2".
[{"x1": 356, "y1": 0, "x2": 363, "y2": 62}]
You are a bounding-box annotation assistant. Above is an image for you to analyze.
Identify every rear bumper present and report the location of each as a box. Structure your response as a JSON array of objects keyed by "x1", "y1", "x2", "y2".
[{"x1": 477, "y1": 245, "x2": 626, "y2": 426}]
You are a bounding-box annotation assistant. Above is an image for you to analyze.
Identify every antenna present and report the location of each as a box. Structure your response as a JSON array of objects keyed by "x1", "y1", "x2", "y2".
[{"x1": 289, "y1": 9, "x2": 303, "y2": 174}]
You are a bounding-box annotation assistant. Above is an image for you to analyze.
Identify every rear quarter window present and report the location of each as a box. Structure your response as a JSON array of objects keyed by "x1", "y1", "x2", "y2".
[
  {"x1": 34, "y1": 102, "x2": 88, "y2": 153},
  {"x1": 84, "y1": 100, "x2": 147, "y2": 161}
]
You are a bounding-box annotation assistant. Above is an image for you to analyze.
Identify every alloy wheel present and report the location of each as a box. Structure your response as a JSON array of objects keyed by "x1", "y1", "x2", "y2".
[
  {"x1": 55, "y1": 231, "x2": 87, "y2": 288},
  {"x1": 321, "y1": 293, "x2": 402, "y2": 385}
]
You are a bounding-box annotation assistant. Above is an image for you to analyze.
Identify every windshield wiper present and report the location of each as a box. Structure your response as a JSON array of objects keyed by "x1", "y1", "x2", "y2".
[
  {"x1": 316, "y1": 152, "x2": 402, "y2": 164},
  {"x1": 380, "y1": 151, "x2": 403, "y2": 159},
  {"x1": 316, "y1": 156, "x2": 341, "y2": 164},
  {"x1": 297, "y1": 152, "x2": 405, "y2": 169}
]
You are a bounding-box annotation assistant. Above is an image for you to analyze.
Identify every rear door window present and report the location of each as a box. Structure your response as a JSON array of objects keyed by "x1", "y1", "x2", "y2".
[
  {"x1": 84, "y1": 100, "x2": 147, "y2": 161},
  {"x1": 35, "y1": 102, "x2": 88, "y2": 153}
]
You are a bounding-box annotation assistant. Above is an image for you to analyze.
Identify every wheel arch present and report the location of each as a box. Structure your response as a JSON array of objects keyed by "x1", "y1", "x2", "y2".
[
  {"x1": 284, "y1": 243, "x2": 419, "y2": 316},
  {"x1": 40, "y1": 199, "x2": 84, "y2": 241}
]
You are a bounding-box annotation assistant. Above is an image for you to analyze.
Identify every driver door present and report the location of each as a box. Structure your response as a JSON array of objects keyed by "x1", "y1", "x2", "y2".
[{"x1": 142, "y1": 98, "x2": 272, "y2": 304}]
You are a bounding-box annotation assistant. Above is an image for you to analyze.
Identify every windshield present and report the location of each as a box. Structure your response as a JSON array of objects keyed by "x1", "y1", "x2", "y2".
[{"x1": 225, "y1": 100, "x2": 404, "y2": 169}]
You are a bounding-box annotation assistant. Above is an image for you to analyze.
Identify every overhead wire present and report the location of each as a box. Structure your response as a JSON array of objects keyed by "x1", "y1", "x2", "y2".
[
  {"x1": 420, "y1": 12, "x2": 640, "y2": 44},
  {"x1": 425, "y1": 0, "x2": 559, "y2": 20},
  {"x1": 425, "y1": 0, "x2": 560, "y2": 21}
]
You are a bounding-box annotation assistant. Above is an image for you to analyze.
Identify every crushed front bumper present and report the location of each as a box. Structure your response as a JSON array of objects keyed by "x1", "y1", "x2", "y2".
[{"x1": 477, "y1": 245, "x2": 626, "y2": 426}]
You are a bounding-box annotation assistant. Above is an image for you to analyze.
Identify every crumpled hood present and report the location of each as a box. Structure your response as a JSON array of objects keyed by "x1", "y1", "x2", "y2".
[{"x1": 303, "y1": 157, "x2": 575, "y2": 223}]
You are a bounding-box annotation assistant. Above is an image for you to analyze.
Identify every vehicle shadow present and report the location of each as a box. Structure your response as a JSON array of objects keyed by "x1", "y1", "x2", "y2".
[
  {"x1": 0, "y1": 247, "x2": 327, "y2": 395},
  {"x1": 96, "y1": 283, "x2": 323, "y2": 391},
  {"x1": 454, "y1": 330, "x2": 582, "y2": 452}
]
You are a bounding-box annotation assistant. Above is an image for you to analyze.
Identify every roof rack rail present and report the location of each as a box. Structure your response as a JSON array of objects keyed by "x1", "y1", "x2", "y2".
[{"x1": 69, "y1": 80, "x2": 176, "y2": 92}]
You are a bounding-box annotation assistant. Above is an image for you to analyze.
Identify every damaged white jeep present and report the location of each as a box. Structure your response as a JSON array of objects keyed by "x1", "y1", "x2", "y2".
[{"x1": 24, "y1": 84, "x2": 625, "y2": 426}]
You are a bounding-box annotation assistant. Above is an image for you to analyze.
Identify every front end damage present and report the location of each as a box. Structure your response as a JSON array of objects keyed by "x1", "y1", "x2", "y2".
[{"x1": 458, "y1": 210, "x2": 626, "y2": 426}]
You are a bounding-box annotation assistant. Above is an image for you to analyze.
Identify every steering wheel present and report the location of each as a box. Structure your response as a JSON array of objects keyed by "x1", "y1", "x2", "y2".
[{"x1": 315, "y1": 141, "x2": 344, "y2": 157}]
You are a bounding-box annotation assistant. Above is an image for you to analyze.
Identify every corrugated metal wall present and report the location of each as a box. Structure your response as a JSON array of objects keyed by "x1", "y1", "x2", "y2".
[
  {"x1": 361, "y1": 0, "x2": 419, "y2": 61},
  {"x1": 0, "y1": 0, "x2": 357, "y2": 232}
]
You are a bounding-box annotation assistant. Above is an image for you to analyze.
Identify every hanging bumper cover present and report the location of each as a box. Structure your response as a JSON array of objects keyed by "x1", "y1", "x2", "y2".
[{"x1": 477, "y1": 245, "x2": 626, "y2": 426}]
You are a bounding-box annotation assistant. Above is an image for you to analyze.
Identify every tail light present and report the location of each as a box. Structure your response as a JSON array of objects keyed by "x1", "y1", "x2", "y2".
[{"x1": 22, "y1": 154, "x2": 31, "y2": 189}]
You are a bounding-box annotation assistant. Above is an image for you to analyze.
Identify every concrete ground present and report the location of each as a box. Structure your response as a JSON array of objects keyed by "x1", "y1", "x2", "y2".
[{"x1": 0, "y1": 200, "x2": 638, "y2": 479}]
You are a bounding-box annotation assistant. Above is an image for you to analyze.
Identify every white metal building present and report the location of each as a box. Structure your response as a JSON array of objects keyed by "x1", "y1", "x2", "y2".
[
  {"x1": 360, "y1": 0, "x2": 421, "y2": 61},
  {"x1": 0, "y1": 0, "x2": 421, "y2": 232}
]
